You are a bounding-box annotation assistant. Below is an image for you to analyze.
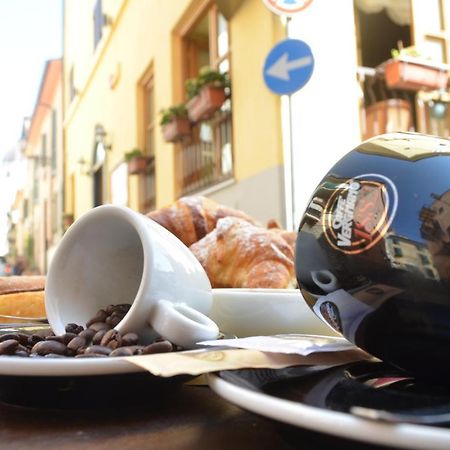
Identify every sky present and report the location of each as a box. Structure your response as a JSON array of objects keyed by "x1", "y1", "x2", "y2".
[{"x1": 0, "y1": 0, "x2": 62, "y2": 255}]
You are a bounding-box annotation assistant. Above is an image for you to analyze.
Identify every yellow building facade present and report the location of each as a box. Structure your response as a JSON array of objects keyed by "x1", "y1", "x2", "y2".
[{"x1": 63, "y1": 0, "x2": 287, "y2": 225}]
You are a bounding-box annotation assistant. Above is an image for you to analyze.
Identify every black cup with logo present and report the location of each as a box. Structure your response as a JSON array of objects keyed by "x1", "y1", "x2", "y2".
[{"x1": 296, "y1": 132, "x2": 450, "y2": 381}]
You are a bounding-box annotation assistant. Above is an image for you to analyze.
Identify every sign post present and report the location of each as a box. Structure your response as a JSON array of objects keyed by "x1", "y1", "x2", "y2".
[
  {"x1": 262, "y1": 0, "x2": 314, "y2": 230},
  {"x1": 263, "y1": 37, "x2": 314, "y2": 230}
]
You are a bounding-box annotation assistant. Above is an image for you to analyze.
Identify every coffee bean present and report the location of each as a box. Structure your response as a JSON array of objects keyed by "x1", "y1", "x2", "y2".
[
  {"x1": 92, "y1": 329, "x2": 108, "y2": 345},
  {"x1": 28, "y1": 334, "x2": 44, "y2": 346},
  {"x1": 0, "y1": 340, "x2": 19, "y2": 355},
  {"x1": 0, "y1": 303, "x2": 176, "y2": 360},
  {"x1": 46, "y1": 332, "x2": 78, "y2": 345},
  {"x1": 109, "y1": 347, "x2": 134, "y2": 357},
  {"x1": 31, "y1": 340, "x2": 67, "y2": 356},
  {"x1": 141, "y1": 340, "x2": 173, "y2": 355},
  {"x1": 100, "y1": 329, "x2": 122, "y2": 349},
  {"x1": 106, "y1": 304, "x2": 131, "y2": 315},
  {"x1": 0, "y1": 334, "x2": 20, "y2": 343},
  {"x1": 65, "y1": 323, "x2": 84, "y2": 334},
  {"x1": 115, "y1": 345, "x2": 144, "y2": 355},
  {"x1": 86, "y1": 309, "x2": 108, "y2": 327},
  {"x1": 78, "y1": 328, "x2": 96, "y2": 343},
  {"x1": 88, "y1": 322, "x2": 112, "y2": 332},
  {"x1": 67, "y1": 336, "x2": 87, "y2": 354},
  {"x1": 84, "y1": 345, "x2": 112, "y2": 356},
  {"x1": 105, "y1": 314, "x2": 122, "y2": 327},
  {"x1": 122, "y1": 333, "x2": 139, "y2": 346}
]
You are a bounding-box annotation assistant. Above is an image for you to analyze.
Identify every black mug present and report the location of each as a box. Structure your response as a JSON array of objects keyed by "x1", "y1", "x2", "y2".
[{"x1": 296, "y1": 132, "x2": 450, "y2": 380}]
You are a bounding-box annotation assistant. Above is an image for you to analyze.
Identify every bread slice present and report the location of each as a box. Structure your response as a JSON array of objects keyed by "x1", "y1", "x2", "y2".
[{"x1": 0, "y1": 276, "x2": 46, "y2": 322}]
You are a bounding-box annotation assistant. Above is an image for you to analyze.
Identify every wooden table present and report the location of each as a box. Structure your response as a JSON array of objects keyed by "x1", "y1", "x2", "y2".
[{"x1": 0, "y1": 381, "x2": 389, "y2": 450}]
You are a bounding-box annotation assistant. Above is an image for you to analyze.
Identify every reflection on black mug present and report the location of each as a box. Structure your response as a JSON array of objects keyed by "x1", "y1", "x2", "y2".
[{"x1": 296, "y1": 132, "x2": 450, "y2": 380}]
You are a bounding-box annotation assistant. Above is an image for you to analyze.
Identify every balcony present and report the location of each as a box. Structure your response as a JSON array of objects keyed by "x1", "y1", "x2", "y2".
[{"x1": 178, "y1": 107, "x2": 233, "y2": 195}]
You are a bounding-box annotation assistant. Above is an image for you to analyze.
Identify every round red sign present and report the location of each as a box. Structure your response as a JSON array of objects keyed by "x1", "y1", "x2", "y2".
[{"x1": 262, "y1": 0, "x2": 313, "y2": 16}]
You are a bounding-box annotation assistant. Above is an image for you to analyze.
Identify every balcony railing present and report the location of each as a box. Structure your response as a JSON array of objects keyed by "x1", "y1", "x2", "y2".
[{"x1": 178, "y1": 108, "x2": 233, "y2": 195}]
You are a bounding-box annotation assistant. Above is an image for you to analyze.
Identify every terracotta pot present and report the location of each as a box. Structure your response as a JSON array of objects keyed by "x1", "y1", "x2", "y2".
[
  {"x1": 162, "y1": 117, "x2": 191, "y2": 142},
  {"x1": 186, "y1": 84, "x2": 226, "y2": 122},
  {"x1": 127, "y1": 156, "x2": 148, "y2": 175},
  {"x1": 384, "y1": 58, "x2": 448, "y2": 91}
]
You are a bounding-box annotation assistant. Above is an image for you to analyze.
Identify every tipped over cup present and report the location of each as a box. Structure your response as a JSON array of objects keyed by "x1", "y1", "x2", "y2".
[{"x1": 45, "y1": 205, "x2": 219, "y2": 348}]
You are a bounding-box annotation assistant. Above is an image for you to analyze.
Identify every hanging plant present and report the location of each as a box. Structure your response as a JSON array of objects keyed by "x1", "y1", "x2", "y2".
[
  {"x1": 185, "y1": 67, "x2": 230, "y2": 122},
  {"x1": 382, "y1": 45, "x2": 449, "y2": 92},
  {"x1": 160, "y1": 104, "x2": 191, "y2": 143},
  {"x1": 124, "y1": 148, "x2": 149, "y2": 175}
]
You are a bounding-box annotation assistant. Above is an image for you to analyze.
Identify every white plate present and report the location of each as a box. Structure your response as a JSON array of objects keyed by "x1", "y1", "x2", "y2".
[
  {"x1": 207, "y1": 373, "x2": 450, "y2": 450},
  {"x1": 211, "y1": 288, "x2": 338, "y2": 337},
  {"x1": 0, "y1": 355, "x2": 143, "y2": 377}
]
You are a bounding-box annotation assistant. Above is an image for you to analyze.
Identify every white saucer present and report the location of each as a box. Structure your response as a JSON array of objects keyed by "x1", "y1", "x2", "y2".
[
  {"x1": 207, "y1": 373, "x2": 450, "y2": 450},
  {"x1": 0, "y1": 355, "x2": 142, "y2": 377}
]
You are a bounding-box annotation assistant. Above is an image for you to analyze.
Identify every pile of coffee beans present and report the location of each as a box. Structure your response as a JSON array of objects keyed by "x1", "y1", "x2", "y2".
[{"x1": 0, "y1": 303, "x2": 175, "y2": 358}]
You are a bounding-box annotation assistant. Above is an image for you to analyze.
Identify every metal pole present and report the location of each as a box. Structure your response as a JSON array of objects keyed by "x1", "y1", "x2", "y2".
[{"x1": 281, "y1": 16, "x2": 296, "y2": 231}]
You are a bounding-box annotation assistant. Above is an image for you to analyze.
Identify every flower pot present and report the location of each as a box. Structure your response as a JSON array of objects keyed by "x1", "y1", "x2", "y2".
[
  {"x1": 186, "y1": 84, "x2": 226, "y2": 122},
  {"x1": 127, "y1": 156, "x2": 148, "y2": 175},
  {"x1": 384, "y1": 57, "x2": 448, "y2": 91},
  {"x1": 162, "y1": 117, "x2": 191, "y2": 143}
]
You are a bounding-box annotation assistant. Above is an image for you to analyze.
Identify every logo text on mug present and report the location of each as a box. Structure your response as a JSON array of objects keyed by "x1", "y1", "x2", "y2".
[{"x1": 322, "y1": 174, "x2": 398, "y2": 255}]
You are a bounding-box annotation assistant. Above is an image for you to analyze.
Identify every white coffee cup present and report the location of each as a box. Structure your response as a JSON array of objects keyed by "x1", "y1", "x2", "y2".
[{"x1": 45, "y1": 205, "x2": 219, "y2": 348}]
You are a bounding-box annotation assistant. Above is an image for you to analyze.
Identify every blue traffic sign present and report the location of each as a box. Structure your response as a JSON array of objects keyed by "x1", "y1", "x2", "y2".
[{"x1": 263, "y1": 39, "x2": 314, "y2": 95}]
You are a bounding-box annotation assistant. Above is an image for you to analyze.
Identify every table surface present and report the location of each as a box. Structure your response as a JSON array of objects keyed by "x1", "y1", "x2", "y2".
[{"x1": 0, "y1": 380, "x2": 391, "y2": 450}]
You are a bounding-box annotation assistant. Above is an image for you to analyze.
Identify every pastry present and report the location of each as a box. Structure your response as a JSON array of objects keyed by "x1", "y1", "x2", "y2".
[
  {"x1": 267, "y1": 219, "x2": 298, "y2": 254},
  {"x1": 0, "y1": 276, "x2": 46, "y2": 323},
  {"x1": 190, "y1": 217, "x2": 296, "y2": 289},
  {"x1": 147, "y1": 196, "x2": 259, "y2": 247}
]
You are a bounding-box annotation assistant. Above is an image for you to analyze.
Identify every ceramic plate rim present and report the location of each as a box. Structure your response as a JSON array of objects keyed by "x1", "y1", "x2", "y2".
[
  {"x1": 207, "y1": 373, "x2": 450, "y2": 450},
  {"x1": 0, "y1": 355, "x2": 144, "y2": 377},
  {"x1": 212, "y1": 288, "x2": 300, "y2": 296}
]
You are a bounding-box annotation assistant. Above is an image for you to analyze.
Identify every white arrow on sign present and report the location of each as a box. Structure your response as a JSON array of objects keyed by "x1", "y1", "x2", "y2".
[{"x1": 266, "y1": 52, "x2": 313, "y2": 81}]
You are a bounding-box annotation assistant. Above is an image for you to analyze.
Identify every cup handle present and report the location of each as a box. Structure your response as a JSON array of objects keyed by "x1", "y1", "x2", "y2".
[{"x1": 148, "y1": 299, "x2": 220, "y2": 349}]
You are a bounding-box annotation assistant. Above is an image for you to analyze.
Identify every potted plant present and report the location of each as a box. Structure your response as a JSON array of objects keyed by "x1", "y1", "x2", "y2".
[
  {"x1": 124, "y1": 148, "x2": 148, "y2": 175},
  {"x1": 160, "y1": 104, "x2": 191, "y2": 142},
  {"x1": 382, "y1": 45, "x2": 449, "y2": 91},
  {"x1": 62, "y1": 213, "x2": 74, "y2": 232},
  {"x1": 185, "y1": 66, "x2": 230, "y2": 122}
]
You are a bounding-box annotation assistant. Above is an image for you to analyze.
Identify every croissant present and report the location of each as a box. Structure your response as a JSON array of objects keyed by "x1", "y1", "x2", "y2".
[
  {"x1": 147, "y1": 196, "x2": 259, "y2": 247},
  {"x1": 0, "y1": 276, "x2": 46, "y2": 322},
  {"x1": 190, "y1": 217, "x2": 296, "y2": 289},
  {"x1": 267, "y1": 219, "x2": 298, "y2": 255}
]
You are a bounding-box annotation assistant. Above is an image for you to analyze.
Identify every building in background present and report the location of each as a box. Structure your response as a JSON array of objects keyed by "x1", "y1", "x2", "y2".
[{"x1": 16, "y1": 59, "x2": 64, "y2": 274}]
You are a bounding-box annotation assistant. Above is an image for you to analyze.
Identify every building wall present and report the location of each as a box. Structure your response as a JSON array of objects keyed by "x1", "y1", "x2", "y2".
[
  {"x1": 63, "y1": 0, "x2": 286, "y2": 224},
  {"x1": 288, "y1": 0, "x2": 361, "y2": 227},
  {"x1": 23, "y1": 59, "x2": 63, "y2": 273}
]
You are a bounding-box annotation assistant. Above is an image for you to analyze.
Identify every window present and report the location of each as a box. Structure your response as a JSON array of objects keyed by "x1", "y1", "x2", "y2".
[
  {"x1": 51, "y1": 192, "x2": 58, "y2": 236},
  {"x1": 32, "y1": 160, "x2": 39, "y2": 201},
  {"x1": 51, "y1": 109, "x2": 57, "y2": 173},
  {"x1": 92, "y1": 125, "x2": 106, "y2": 207},
  {"x1": 41, "y1": 133, "x2": 47, "y2": 168},
  {"x1": 93, "y1": 0, "x2": 104, "y2": 50},
  {"x1": 393, "y1": 247, "x2": 403, "y2": 257},
  {"x1": 139, "y1": 68, "x2": 156, "y2": 212},
  {"x1": 69, "y1": 66, "x2": 77, "y2": 101},
  {"x1": 176, "y1": 4, "x2": 233, "y2": 196}
]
